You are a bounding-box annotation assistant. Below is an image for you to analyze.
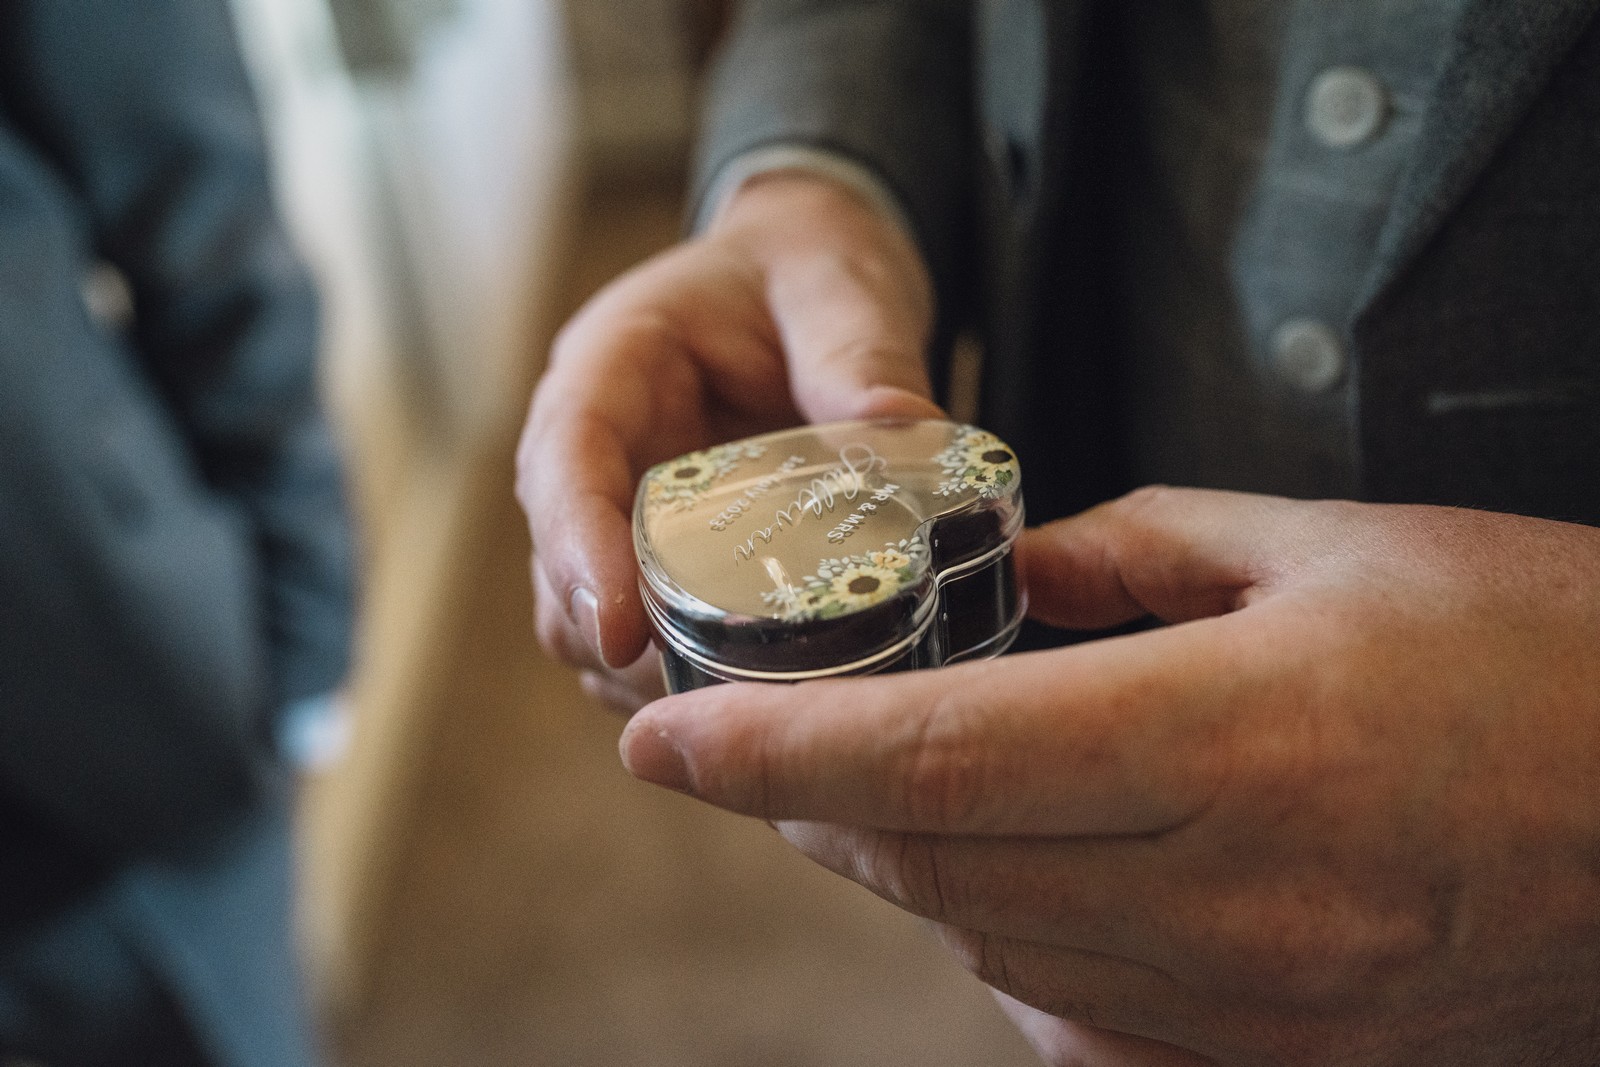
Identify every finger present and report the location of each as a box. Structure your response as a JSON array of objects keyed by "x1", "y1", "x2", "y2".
[
  {"x1": 1022, "y1": 487, "x2": 1319, "y2": 632},
  {"x1": 519, "y1": 372, "x2": 663, "y2": 669},
  {"x1": 930, "y1": 926, "x2": 1219, "y2": 1060},
  {"x1": 619, "y1": 623, "x2": 1247, "y2": 835},
  {"x1": 580, "y1": 671, "x2": 640, "y2": 715},
  {"x1": 758, "y1": 195, "x2": 945, "y2": 424},
  {"x1": 518, "y1": 248, "x2": 791, "y2": 668},
  {"x1": 533, "y1": 556, "x2": 607, "y2": 672},
  {"x1": 992, "y1": 991, "x2": 1218, "y2": 1067},
  {"x1": 531, "y1": 559, "x2": 595, "y2": 668},
  {"x1": 774, "y1": 821, "x2": 1165, "y2": 961},
  {"x1": 579, "y1": 653, "x2": 667, "y2": 715}
]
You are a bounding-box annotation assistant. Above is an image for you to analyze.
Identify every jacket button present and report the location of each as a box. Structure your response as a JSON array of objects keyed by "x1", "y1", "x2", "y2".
[
  {"x1": 1305, "y1": 66, "x2": 1390, "y2": 148},
  {"x1": 1270, "y1": 319, "x2": 1347, "y2": 393},
  {"x1": 82, "y1": 261, "x2": 134, "y2": 330}
]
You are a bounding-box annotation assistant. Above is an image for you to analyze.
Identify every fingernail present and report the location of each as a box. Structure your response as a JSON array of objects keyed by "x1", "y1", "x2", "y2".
[
  {"x1": 619, "y1": 717, "x2": 693, "y2": 793},
  {"x1": 568, "y1": 587, "x2": 604, "y2": 661}
]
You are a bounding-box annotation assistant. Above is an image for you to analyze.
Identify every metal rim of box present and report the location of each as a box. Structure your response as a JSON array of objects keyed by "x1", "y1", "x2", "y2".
[{"x1": 641, "y1": 534, "x2": 1025, "y2": 684}]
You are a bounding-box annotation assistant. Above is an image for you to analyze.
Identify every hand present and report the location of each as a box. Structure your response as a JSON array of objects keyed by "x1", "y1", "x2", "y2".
[
  {"x1": 618, "y1": 488, "x2": 1600, "y2": 1065},
  {"x1": 517, "y1": 172, "x2": 943, "y2": 711}
]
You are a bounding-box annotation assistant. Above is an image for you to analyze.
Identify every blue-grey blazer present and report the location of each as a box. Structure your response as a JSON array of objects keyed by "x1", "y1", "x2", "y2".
[
  {"x1": 697, "y1": 0, "x2": 1600, "y2": 526},
  {"x1": 0, "y1": 0, "x2": 353, "y2": 1063}
]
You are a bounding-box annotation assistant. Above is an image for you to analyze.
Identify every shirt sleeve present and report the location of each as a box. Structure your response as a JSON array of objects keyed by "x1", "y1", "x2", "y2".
[
  {"x1": 695, "y1": 143, "x2": 917, "y2": 237},
  {"x1": 692, "y1": 0, "x2": 977, "y2": 328}
]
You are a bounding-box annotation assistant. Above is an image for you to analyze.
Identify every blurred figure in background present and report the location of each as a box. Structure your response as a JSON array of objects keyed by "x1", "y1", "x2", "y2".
[{"x1": 0, "y1": 0, "x2": 354, "y2": 1063}]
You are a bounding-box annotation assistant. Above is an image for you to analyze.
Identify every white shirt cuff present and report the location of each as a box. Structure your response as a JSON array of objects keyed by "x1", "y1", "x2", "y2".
[
  {"x1": 277, "y1": 691, "x2": 352, "y2": 770},
  {"x1": 696, "y1": 144, "x2": 915, "y2": 238}
]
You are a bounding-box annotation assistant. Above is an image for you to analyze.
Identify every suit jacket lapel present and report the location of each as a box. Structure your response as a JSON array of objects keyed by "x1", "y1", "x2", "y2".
[{"x1": 1355, "y1": 0, "x2": 1600, "y2": 314}]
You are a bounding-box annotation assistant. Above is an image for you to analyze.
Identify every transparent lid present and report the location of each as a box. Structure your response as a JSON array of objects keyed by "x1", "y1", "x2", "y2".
[{"x1": 633, "y1": 419, "x2": 1024, "y2": 676}]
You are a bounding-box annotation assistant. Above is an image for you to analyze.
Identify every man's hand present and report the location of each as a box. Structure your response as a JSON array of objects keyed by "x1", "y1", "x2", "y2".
[
  {"x1": 517, "y1": 173, "x2": 941, "y2": 711},
  {"x1": 618, "y1": 488, "x2": 1600, "y2": 1065}
]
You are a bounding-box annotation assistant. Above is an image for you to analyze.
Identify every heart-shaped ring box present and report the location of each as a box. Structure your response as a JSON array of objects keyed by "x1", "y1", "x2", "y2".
[{"x1": 633, "y1": 419, "x2": 1026, "y2": 693}]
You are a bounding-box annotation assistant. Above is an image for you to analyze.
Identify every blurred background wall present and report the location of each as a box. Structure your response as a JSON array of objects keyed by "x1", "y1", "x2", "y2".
[{"x1": 229, "y1": 1, "x2": 1039, "y2": 1063}]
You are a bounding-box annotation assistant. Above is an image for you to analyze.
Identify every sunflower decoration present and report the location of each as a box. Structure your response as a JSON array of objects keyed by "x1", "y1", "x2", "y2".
[
  {"x1": 761, "y1": 535, "x2": 928, "y2": 621},
  {"x1": 644, "y1": 441, "x2": 768, "y2": 513},
  {"x1": 932, "y1": 426, "x2": 1019, "y2": 500},
  {"x1": 866, "y1": 546, "x2": 913, "y2": 571}
]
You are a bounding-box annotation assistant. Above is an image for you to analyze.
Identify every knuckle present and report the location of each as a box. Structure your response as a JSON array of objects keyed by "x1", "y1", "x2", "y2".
[
  {"x1": 806, "y1": 339, "x2": 927, "y2": 395},
  {"x1": 1112, "y1": 483, "x2": 1181, "y2": 526},
  {"x1": 549, "y1": 316, "x2": 581, "y2": 358},
  {"x1": 945, "y1": 929, "x2": 1022, "y2": 1000},
  {"x1": 547, "y1": 308, "x2": 597, "y2": 369},
  {"x1": 940, "y1": 930, "x2": 1102, "y2": 1033},
  {"x1": 1204, "y1": 905, "x2": 1428, "y2": 1013},
  {"x1": 745, "y1": 716, "x2": 781, "y2": 816},
  {"x1": 702, "y1": 688, "x2": 784, "y2": 813},
  {"x1": 899, "y1": 704, "x2": 993, "y2": 831},
  {"x1": 936, "y1": 924, "x2": 988, "y2": 977},
  {"x1": 514, "y1": 426, "x2": 538, "y2": 496},
  {"x1": 859, "y1": 833, "x2": 961, "y2": 922},
  {"x1": 820, "y1": 338, "x2": 913, "y2": 369},
  {"x1": 949, "y1": 938, "x2": 1109, "y2": 1040},
  {"x1": 1099, "y1": 485, "x2": 1184, "y2": 561},
  {"x1": 516, "y1": 421, "x2": 555, "y2": 518}
]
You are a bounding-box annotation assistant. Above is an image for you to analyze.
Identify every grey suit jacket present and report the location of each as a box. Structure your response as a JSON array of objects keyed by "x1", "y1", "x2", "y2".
[
  {"x1": 0, "y1": 0, "x2": 353, "y2": 1062},
  {"x1": 697, "y1": 0, "x2": 1600, "y2": 525}
]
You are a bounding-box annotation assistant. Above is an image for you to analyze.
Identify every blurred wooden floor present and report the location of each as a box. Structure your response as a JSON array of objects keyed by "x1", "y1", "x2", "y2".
[{"x1": 315, "y1": 178, "x2": 1039, "y2": 1067}]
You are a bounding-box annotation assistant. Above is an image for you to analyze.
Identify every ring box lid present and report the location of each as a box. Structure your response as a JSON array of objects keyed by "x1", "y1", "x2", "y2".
[{"x1": 633, "y1": 419, "x2": 1024, "y2": 678}]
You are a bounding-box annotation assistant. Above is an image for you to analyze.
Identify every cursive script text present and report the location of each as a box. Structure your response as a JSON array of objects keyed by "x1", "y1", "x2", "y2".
[{"x1": 733, "y1": 444, "x2": 886, "y2": 563}]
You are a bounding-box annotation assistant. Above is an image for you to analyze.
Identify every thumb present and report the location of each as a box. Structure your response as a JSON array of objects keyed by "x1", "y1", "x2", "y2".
[
  {"x1": 1021, "y1": 486, "x2": 1307, "y2": 631},
  {"x1": 763, "y1": 223, "x2": 945, "y2": 424}
]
